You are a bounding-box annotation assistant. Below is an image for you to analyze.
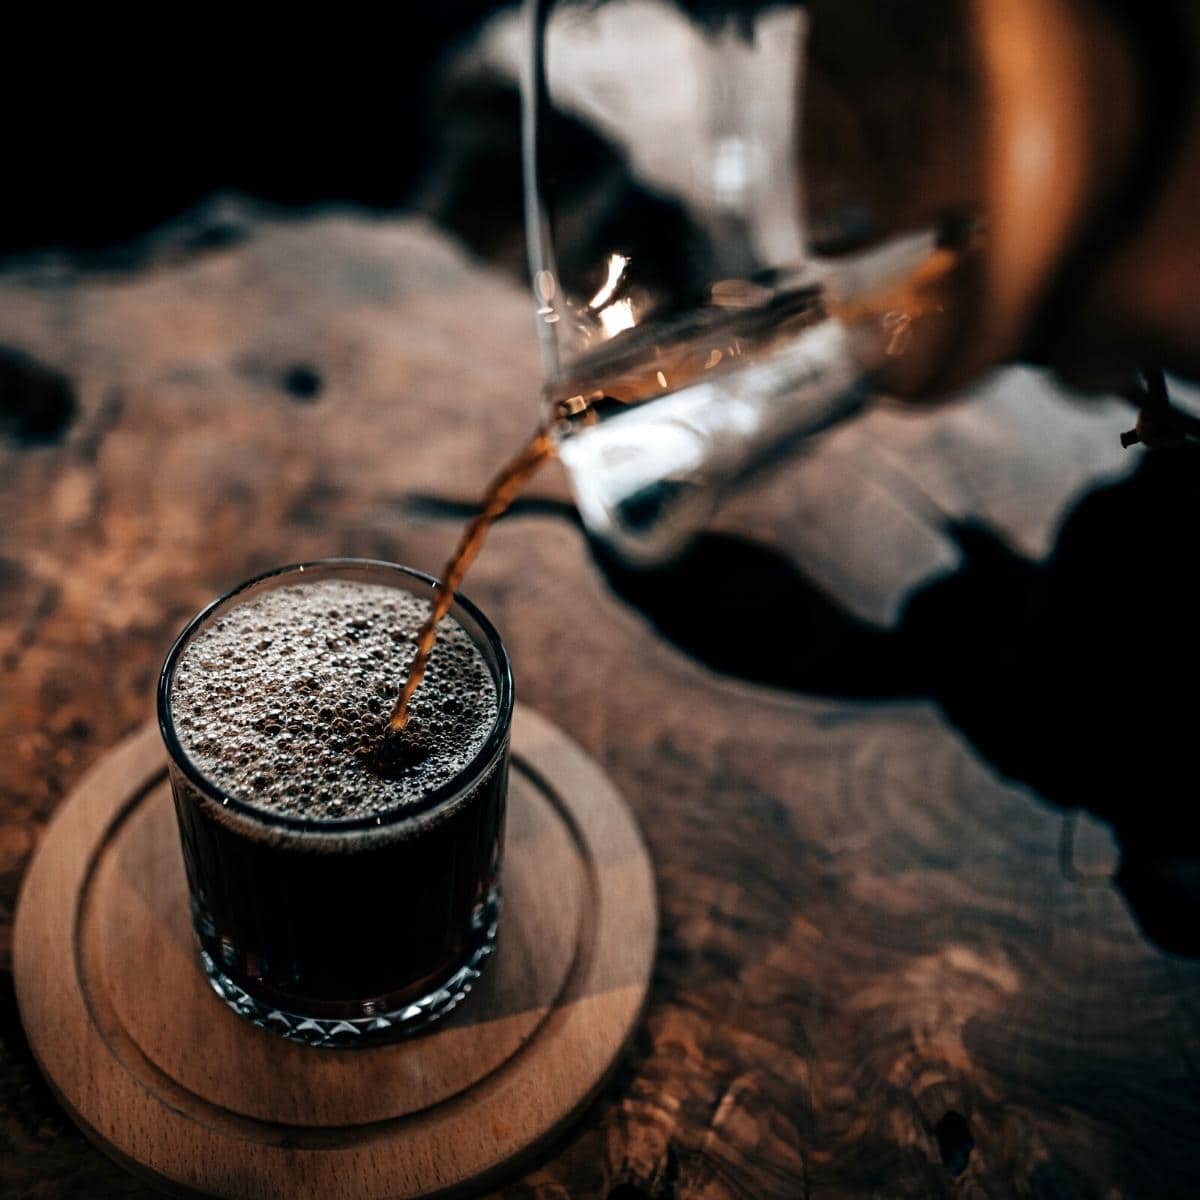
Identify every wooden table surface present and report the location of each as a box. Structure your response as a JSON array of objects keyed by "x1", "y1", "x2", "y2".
[{"x1": 2, "y1": 208, "x2": 1199, "y2": 1199}]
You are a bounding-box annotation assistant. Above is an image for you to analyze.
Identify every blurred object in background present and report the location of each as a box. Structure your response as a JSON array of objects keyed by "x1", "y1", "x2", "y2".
[{"x1": 804, "y1": 0, "x2": 1200, "y2": 391}]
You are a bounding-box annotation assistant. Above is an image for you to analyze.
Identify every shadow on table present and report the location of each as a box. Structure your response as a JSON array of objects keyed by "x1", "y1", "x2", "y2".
[{"x1": 409, "y1": 443, "x2": 1200, "y2": 957}]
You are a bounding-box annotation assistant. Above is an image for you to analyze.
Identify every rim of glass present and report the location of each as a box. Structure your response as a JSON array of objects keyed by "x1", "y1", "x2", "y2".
[{"x1": 157, "y1": 559, "x2": 514, "y2": 833}]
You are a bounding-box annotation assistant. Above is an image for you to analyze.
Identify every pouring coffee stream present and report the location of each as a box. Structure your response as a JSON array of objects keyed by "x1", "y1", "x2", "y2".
[{"x1": 388, "y1": 428, "x2": 556, "y2": 732}]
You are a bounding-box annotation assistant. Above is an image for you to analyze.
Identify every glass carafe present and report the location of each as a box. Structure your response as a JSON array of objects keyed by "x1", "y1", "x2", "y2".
[
  {"x1": 522, "y1": 0, "x2": 1197, "y2": 563},
  {"x1": 521, "y1": 0, "x2": 967, "y2": 564}
]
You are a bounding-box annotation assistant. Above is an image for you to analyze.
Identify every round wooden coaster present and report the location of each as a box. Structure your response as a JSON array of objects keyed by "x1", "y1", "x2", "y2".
[{"x1": 14, "y1": 704, "x2": 656, "y2": 1199}]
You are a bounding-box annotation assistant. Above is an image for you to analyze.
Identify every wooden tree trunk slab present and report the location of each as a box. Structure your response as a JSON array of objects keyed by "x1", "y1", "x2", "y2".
[
  {"x1": 4, "y1": 211, "x2": 1199, "y2": 1198},
  {"x1": 12, "y1": 704, "x2": 656, "y2": 1199}
]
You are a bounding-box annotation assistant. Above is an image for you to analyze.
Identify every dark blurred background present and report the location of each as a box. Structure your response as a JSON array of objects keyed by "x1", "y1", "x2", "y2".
[
  {"x1": 0, "y1": 6, "x2": 513, "y2": 261},
  {"x1": 1, "y1": 2, "x2": 781, "y2": 265}
]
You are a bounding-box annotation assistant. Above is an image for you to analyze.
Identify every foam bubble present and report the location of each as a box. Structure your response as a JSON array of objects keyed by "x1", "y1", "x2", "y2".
[{"x1": 171, "y1": 580, "x2": 499, "y2": 822}]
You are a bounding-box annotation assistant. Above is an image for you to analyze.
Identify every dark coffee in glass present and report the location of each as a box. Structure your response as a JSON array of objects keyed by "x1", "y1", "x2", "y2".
[{"x1": 158, "y1": 560, "x2": 512, "y2": 1047}]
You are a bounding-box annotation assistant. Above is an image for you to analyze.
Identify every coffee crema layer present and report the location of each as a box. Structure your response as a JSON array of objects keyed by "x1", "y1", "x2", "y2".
[{"x1": 171, "y1": 579, "x2": 499, "y2": 823}]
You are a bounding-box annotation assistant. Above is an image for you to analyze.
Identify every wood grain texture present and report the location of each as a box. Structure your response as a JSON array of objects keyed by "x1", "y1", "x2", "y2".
[
  {"x1": 14, "y1": 706, "x2": 654, "y2": 1198},
  {"x1": 2, "y1": 209, "x2": 1199, "y2": 1199}
]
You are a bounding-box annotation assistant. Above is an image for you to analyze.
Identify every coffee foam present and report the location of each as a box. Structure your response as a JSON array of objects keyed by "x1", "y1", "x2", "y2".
[{"x1": 170, "y1": 579, "x2": 499, "y2": 823}]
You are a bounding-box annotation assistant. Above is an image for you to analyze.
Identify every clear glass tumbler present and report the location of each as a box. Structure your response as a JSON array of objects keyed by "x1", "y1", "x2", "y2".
[{"x1": 157, "y1": 560, "x2": 513, "y2": 1047}]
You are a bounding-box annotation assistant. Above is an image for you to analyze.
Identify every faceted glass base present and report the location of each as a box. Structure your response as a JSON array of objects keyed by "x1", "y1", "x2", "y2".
[{"x1": 197, "y1": 892, "x2": 500, "y2": 1048}]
